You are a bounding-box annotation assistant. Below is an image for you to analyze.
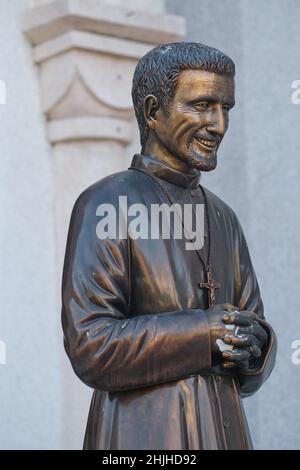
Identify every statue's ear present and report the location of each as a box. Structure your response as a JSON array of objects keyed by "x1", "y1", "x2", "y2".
[{"x1": 144, "y1": 94, "x2": 159, "y2": 128}]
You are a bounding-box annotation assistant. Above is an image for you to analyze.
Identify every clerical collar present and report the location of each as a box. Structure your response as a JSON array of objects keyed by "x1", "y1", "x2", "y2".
[{"x1": 129, "y1": 154, "x2": 201, "y2": 189}]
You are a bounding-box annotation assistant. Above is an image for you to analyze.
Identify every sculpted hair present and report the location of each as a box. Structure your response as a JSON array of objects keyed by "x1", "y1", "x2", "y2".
[{"x1": 131, "y1": 42, "x2": 235, "y2": 148}]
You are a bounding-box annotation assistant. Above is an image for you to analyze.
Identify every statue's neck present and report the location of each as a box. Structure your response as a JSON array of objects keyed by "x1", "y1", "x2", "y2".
[{"x1": 142, "y1": 136, "x2": 196, "y2": 175}]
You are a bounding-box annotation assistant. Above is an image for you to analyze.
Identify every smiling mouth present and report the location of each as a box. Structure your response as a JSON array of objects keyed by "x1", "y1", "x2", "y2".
[{"x1": 194, "y1": 137, "x2": 218, "y2": 151}]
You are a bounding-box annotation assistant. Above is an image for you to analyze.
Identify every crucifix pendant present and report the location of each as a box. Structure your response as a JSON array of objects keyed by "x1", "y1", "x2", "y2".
[{"x1": 199, "y1": 264, "x2": 220, "y2": 307}]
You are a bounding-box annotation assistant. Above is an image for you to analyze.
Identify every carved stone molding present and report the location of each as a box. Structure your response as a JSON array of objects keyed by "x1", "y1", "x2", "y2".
[
  {"x1": 23, "y1": 0, "x2": 185, "y2": 46},
  {"x1": 48, "y1": 116, "x2": 132, "y2": 144},
  {"x1": 22, "y1": 0, "x2": 186, "y2": 146}
]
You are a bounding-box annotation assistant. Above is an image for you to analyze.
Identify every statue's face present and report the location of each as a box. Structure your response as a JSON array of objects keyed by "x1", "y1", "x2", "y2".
[{"x1": 151, "y1": 69, "x2": 235, "y2": 171}]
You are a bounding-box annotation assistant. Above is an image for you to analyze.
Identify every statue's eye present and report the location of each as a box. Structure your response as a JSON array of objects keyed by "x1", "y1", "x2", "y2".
[
  {"x1": 195, "y1": 102, "x2": 209, "y2": 110},
  {"x1": 223, "y1": 104, "x2": 231, "y2": 112}
]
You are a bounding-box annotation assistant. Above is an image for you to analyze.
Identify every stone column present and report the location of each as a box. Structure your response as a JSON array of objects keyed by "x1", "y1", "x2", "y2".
[{"x1": 23, "y1": 0, "x2": 185, "y2": 271}]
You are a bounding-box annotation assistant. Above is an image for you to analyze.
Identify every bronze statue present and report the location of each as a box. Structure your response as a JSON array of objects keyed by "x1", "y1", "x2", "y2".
[{"x1": 61, "y1": 42, "x2": 277, "y2": 449}]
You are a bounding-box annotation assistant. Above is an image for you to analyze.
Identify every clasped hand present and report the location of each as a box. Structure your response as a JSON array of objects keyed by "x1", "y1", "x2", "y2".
[{"x1": 207, "y1": 303, "x2": 267, "y2": 371}]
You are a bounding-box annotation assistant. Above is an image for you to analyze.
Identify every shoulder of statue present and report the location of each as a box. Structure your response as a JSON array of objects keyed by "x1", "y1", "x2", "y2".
[{"x1": 73, "y1": 169, "x2": 141, "y2": 209}]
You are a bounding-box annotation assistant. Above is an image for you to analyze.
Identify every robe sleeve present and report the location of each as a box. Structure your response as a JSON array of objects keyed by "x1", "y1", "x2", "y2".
[
  {"x1": 233, "y1": 214, "x2": 277, "y2": 398},
  {"x1": 61, "y1": 187, "x2": 212, "y2": 392}
]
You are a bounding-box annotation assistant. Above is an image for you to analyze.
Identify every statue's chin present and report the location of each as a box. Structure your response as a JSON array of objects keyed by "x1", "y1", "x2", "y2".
[{"x1": 185, "y1": 150, "x2": 217, "y2": 172}]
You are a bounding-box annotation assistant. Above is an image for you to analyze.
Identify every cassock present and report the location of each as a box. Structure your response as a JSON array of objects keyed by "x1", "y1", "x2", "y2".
[{"x1": 61, "y1": 153, "x2": 277, "y2": 450}]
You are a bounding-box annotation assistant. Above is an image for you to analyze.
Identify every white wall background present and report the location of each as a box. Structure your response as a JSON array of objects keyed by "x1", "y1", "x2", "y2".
[{"x1": 1, "y1": 0, "x2": 300, "y2": 449}]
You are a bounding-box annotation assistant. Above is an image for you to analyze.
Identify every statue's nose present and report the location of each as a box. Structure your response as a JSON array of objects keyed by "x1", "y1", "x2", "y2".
[{"x1": 206, "y1": 106, "x2": 226, "y2": 136}]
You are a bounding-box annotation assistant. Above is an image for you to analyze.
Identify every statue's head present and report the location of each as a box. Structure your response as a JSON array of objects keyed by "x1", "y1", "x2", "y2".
[{"x1": 132, "y1": 42, "x2": 235, "y2": 171}]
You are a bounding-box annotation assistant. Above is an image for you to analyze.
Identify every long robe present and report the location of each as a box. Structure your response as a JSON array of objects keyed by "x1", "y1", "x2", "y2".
[{"x1": 61, "y1": 153, "x2": 277, "y2": 450}]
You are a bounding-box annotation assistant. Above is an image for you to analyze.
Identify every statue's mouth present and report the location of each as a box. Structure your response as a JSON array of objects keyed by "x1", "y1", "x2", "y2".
[{"x1": 194, "y1": 137, "x2": 218, "y2": 151}]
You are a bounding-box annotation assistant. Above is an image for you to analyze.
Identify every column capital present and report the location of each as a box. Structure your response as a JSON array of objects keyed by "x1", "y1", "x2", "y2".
[
  {"x1": 22, "y1": 0, "x2": 186, "y2": 145},
  {"x1": 23, "y1": 0, "x2": 185, "y2": 46}
]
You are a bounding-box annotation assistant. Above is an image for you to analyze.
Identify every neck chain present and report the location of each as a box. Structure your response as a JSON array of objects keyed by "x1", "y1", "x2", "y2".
[{"x1": 131, "y1": 167, "x2": 220, "y2": 307}]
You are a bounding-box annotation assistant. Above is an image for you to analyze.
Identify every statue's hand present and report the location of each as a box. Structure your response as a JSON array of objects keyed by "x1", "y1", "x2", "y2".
[
  {"x1": 221, "y1": 309, "x2": 268, "y2": 371},
  {"x1": 207, "y1": 303, "x2": 239, "y2": 357}
]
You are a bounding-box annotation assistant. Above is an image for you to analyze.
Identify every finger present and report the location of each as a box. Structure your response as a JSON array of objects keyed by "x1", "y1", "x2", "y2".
[
  {"x1": 237, "y1": 358, "x2": 250, "y2": 371},
  {"x1": 223, "y1": 312, "x2": 252, "y2": 327},
  {"x1": 222, "y1": 361, "x2": 237, "y2": 369},
  {"x1": 223, "y1": 334, "x2": 256, "y2": 348},
  {"x1": 222, "y1": 349, "x2": 250, "y2": 363},
  {"x1": 239, "y1": 310, "x2": 258, "y2": 321},
  {"x1": 249, "y1": 344, "x2": 262, "y2": 358},
  {"x1": 223, "y1": 303, "x2": 239, "y2": 313},
  {"x1": 253, "y1": 322, "x2": 268, "y2": 342},
  {"x1": 223, "y1": 334, "x2": 262, "y2": 359},
  {"x1": 238, "y1": 323, "x2": 267, "y2": 343},
  {"x1": 223, "y1": 309, "x2": 258, "y2": 324}
]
